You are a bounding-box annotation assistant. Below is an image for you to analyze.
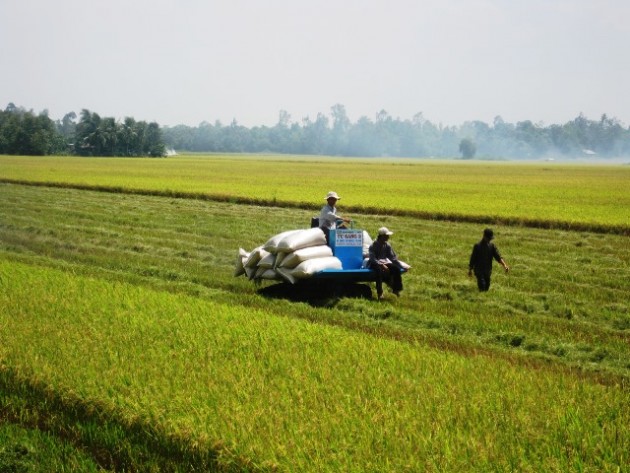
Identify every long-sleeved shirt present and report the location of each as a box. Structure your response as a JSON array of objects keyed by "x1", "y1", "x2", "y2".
[
  {"x1": 368, "y1": 240, "x2": 400, "y2": 268},
  {"x1": 469, "y1": 240, "x2": 503, "y2": 274},
  {"x1": 319, "y1": 204, "x2": 339, "y2": 229}
]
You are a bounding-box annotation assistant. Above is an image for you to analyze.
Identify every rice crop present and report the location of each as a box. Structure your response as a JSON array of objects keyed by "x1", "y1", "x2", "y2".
[
  {"x1": 0, "y1": 423, "x2": 100, "y2": 473},
  {"x1": 1, "y1": 183, "x2": 628, "y2": 378},
  {"x1": 1, "y1": 260, "x2": 627, "y2": 472},
  {"x1": 0, "y1": 155, "x2": 628, "y2": 471},
  {"x1": 1, "y1": 154, "x2": 628, "y2": 232}
]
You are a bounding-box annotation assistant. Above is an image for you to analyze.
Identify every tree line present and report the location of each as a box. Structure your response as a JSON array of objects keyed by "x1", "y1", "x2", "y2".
[
  {"x1": 2, "y1": 102, "x2": 630, "y2": 159},
  {"x1": 162, "y1": 105, "x2": 630, "y2": 159},
  {"x1": 0, "y1": 104, "x2": 165, "y2": 157}
]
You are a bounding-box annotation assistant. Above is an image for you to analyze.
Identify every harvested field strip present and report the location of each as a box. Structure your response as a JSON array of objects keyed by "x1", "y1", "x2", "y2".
[{"x1": 1, "y1": 183, "x2": 629, "y2": 379}]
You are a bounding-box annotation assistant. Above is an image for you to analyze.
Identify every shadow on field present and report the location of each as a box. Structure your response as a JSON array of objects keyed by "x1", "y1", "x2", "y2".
[
  {"x1": 258, "y1": 280, "x2": 374, "y2": 307},
  {"x1": 0, "y1": 367, "x2": 231, "y2": 472}
]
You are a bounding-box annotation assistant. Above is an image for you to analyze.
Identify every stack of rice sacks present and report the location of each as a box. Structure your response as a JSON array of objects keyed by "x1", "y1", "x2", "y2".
[{"x1": 234, "y1": 228, "x2": 342, "y2": 284}]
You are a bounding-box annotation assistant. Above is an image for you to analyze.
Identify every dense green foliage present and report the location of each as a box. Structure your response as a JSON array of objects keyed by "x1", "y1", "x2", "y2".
[
  {"x1": 459, "y1": 137, "x2": 477, "y2": 158},
  {"x1": 73, "y1": 109, "x2": 166, "y2": 157},
  {"x1": 0, "y1": 177, "x2": 628, "y2": 471},
  {"x1": 162, "y1": 105, "x2": 630, "y2": 158},
  {"x1": 0, "y1": 104, "x2": 66, "y2": 155},
  {"x1": 0, "y1": 103, "x2": 166, "y2": 157},
  {"x1": 3, "y1": 101, "x2": 630, "y2": 159}
]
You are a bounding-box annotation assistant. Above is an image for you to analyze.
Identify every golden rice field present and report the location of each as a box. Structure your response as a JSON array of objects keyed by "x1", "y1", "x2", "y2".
[{"x1": 1, "y1": 154, "x2": 629, "y2": 231}]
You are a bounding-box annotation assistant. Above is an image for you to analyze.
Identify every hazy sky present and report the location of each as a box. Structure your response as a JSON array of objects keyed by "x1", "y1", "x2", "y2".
[{"x1": 2, "y1": 0, "x2": 629, "y2": 128}]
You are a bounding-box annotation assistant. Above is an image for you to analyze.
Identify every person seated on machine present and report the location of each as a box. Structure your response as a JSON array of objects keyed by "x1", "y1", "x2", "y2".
[
  {"x1": 368, "y1": 227, "x2": 403, "y2": 300},
  {"x1": 319, "y1": 191, "x2": 351, "y2": 244}
]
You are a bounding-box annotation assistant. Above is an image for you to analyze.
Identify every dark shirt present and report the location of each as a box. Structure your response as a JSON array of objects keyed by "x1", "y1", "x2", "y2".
[
  {"x1": 469, "y1": 240, "x2": 502, "y2": 274},
  {"x1": 369, "y1": 240, "x2": 400, "y2": 268}
]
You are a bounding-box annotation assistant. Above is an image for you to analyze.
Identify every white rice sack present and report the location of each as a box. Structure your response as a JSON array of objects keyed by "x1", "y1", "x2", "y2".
[
  {"x1": 257, "y1": 252, "x2": 276, "y2": 269},
  {"x1": 274, "y1": 252, "x2": 287, "y2": 268},
  {"x1": 234, "y1": 248, "x2": 249, "y2": 277},
  {"x1": 244, "y1": 246, "x2": 268, "y2": 268},
  {"x1": 399, "y1": 260, "x2": 411, "y2": 270},
  {"x1": 255, "y1": 267, "x2": 282, "y2": 280},
  {"x1": 276, "y1": 228, "x2": 326, "y2": 253},
  {"x1": 363, "y1": 231, "x2": 373, "y2": 257},
  {"x1": 278, "y1": 245, "x2": 333, "y2": 268},
  {"x1": 288, "y1": 256, "x2": 342, "y2": 280},
  {"x1": 266, "y1": 269, "x2": 283, "y2": 280},
  {"x1": 276, "y1": 267, "x2": 296, "y2": 285},
  {"x1": 263, "y1": 230, "x2": 303, "y2": 253}
]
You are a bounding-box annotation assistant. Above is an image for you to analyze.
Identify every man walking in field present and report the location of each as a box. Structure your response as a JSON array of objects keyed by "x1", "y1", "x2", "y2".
[{"x1": 468, "y1": 228, "x2": 509, "y2": 291}]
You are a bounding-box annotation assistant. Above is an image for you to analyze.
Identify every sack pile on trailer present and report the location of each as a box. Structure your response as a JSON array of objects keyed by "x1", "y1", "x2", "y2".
[{"x1": 235, "y1": 227, "x2": 373, "y2": 284}]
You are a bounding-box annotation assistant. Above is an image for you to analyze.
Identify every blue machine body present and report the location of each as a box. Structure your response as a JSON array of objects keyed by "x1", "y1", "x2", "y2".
[
  {"x1": 312, "y1": 229, "x2": 379, "y2": 282},
  {"x1": 329, "y1": 229, "x2": 364, "y2": 269}
]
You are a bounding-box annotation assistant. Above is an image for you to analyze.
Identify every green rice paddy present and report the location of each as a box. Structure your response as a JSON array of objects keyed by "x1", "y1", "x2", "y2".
[{"x1": 0, "y1": 154, "x2": 628, "y2": 471}]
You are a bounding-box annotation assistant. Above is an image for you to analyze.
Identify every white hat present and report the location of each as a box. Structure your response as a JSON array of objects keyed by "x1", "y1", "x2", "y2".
[
  {"x1": 378, "y1": 227, "x2": 393, "y2": 236},
  {"x1": 325, "y1": 191, "x2": 340, "y2": 200}
]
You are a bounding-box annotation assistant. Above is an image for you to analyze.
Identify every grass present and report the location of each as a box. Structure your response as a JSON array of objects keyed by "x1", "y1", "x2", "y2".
[
  {"x1": 0, "y1": 154, "x2": 629, "y2": 471},
  {"x1": 1, "y1": 154, "x2": 629, "y2": 231},
  {"x1": 0, "y1": 423, "x2": 101, "y2": 473},
  {"x1": 1, "y1": 183, "x2": 628, "y2": 378},
  {"x1": 1, "y1": 260, "x2": 627, "y2": 471}
]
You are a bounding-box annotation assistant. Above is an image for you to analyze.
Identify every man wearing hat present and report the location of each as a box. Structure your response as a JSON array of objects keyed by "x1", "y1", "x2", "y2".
[
  {"x1": 368, "y1": 227, "x2": 404, "y2": 300},
  {"x1": 319, "y1": 191, "x2": 351, "y2": 244},
  {"x1": 468, "y1": 228, "x2": 510, "y2": 292}
]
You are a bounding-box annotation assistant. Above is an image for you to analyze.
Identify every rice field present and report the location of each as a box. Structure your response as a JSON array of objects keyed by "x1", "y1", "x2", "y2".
[
  {"x1": 1, "y1": 154, "x2": 628, "y2": 231},
  {"x1": 0, "y1": 155, "x2": 628, "y2": 471}
]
